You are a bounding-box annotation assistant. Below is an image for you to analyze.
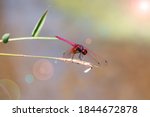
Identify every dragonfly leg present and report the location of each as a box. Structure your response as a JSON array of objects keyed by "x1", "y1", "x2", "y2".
[
  {"x1": 71, "y1": 54, "x2": 75, "y2": 62},
  {"x1": 63, "y1": 52, "x2": 66, "y2": 58},
  {"x1": 79, "y1": 53, "x2": 83, "y2": 60}
]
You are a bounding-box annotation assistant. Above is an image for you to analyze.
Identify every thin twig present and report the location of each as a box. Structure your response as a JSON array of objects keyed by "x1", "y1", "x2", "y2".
[{"x1": 0, "y1": 53, "x2": 99, "y2": 68}]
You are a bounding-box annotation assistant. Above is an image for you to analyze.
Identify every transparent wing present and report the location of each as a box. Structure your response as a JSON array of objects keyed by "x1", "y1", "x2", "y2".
[
  {"x1": 62, "y1": 49, "x2": 74, "y2": 59},
  {"x1": 85, "y1": 47, "x2": 108, "y2": 66}
]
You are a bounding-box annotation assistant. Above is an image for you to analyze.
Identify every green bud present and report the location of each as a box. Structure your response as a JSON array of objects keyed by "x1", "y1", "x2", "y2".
[{"x1": 2, "y1": 33, "x2": 10, "y2": 43}]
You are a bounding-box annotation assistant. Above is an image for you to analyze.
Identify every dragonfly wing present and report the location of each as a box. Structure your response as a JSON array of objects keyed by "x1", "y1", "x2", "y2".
[
  {"x1": 63, "y1": 49, "x2": 74, "y2": 59},
  {"x1": 56, "y1": 36, "x2": 76, "y2": 46},
  {"x1": 85, "y1": 47, "x2": 108, "y2": 66}
]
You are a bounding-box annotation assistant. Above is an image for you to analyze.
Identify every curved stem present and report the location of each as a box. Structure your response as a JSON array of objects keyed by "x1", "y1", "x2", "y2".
[{"x1": 0, "y1": 36, "x2": 57, "y2": 43}]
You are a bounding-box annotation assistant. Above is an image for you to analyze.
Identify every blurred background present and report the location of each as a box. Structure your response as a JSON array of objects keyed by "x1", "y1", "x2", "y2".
[{"x1": 0, "y1": 0, "x2": 150, "y2": 99}]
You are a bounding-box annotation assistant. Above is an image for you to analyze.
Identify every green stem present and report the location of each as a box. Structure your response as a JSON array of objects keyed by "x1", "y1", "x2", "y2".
[{"x1": 0, "y1": 36, "x2": 57, "y2": 43}]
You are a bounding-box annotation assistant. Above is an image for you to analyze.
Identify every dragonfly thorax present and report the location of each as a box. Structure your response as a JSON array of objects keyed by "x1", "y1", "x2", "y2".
[{"x1": 75, "y1": 44, "x2": 87, "y2": 55}]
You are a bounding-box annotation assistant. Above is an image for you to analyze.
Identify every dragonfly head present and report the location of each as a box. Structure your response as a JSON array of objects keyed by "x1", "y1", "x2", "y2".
[{"x1": 82, "y1": 49, "x2": 87, "y2": 55}]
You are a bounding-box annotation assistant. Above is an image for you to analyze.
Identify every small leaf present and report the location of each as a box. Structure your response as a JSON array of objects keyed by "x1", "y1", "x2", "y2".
[
  {"x1": 32, "y1": 10, "x2": 48, "y2": 37},
  {"x1": 2, "y1": 33, "x2": 10, "y2": 43}
]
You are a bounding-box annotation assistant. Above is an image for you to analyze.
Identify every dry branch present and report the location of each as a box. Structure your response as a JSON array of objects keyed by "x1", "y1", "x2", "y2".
[{"x1": 0, "y1": 53, "x2": 99, "y2": 69}]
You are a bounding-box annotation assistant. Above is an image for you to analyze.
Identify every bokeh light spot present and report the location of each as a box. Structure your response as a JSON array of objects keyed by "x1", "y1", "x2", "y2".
[
  {"x1": 85, "y1": 38, "x2": 92, "y2": 45},
  {"x1": 25, "y1": 74, "x2": 34, "y2": 84},
  {"x1": 54, "y1": 60, "x2": 58, "y2": 64},
  {"x1": 0, "y1": 79, "x2": 20, "y2": 99},
  {"x1": 138, "y1": 0, "x2": 150, "y2": 12},
  {"x1": 32, "y1": 59, "x2": 54, "y2": 80}
]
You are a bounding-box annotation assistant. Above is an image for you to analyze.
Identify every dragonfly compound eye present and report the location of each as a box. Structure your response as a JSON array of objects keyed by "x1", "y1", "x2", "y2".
[{"x1": 82, "y1": 49, "x2": 87, "y2": 55}]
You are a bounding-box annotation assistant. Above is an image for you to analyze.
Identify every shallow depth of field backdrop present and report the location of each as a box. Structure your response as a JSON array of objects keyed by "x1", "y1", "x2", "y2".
[{"x1": 0, "y1": 0, "x2": 150, "y2": 99}]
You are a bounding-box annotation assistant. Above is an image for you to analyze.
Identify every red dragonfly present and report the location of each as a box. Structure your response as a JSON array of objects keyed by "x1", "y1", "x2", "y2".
[{"x1": 55, "y1": 36, "x2": 107, "y2": 65}]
